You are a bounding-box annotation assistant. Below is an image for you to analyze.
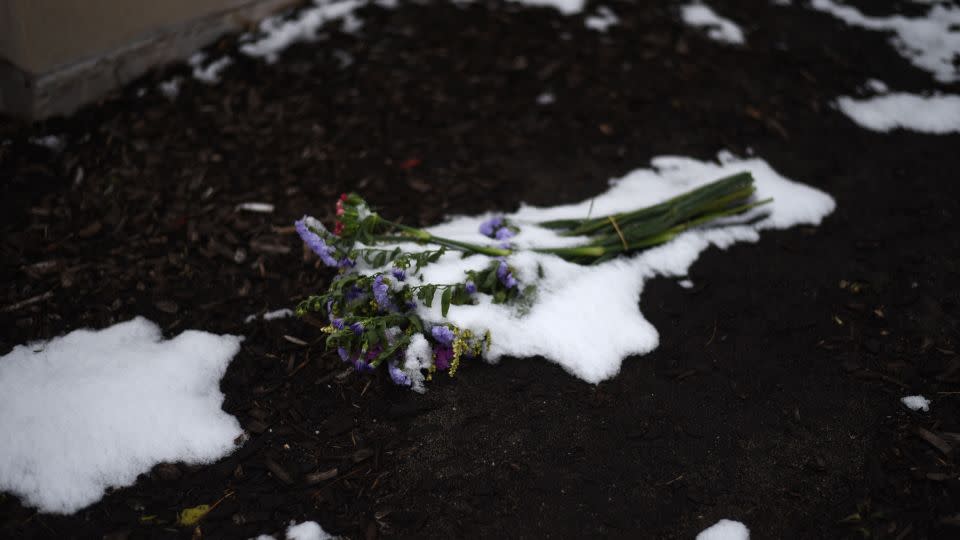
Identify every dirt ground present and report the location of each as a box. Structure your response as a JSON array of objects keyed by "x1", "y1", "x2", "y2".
[{"x1": 2, "y1": 0, "x2": 959, "y2": 538}]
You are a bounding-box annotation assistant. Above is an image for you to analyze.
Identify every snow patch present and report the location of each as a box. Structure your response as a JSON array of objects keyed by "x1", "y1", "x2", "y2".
[
  {"x1": 585, "y1": 6, "x2": 619, "y2": 32},
  {"x1": 189, "y1": 52, "x2": 234, "y2": 84},
  {"x1": 681, "y1": 3, "x2": 746, "y2": 45},
  {"x1": 381, "y1": 152, "x2": 834, "y2": 384},
  {"x1": 0, "y1": 318, "x2": 244, "y2": 513},
  {"x1": 240, "y1": 0, "x2": 369, "y2": 62},
  {"x1": 837, "y1": 92, "x2": 960, "y2": 133},
  {"x1": 256, "y1": 521, "x2": 336, "y2": 540},
  {"x1": 159, "y1": 77, "x2": 182, "y2": 99},
  {"x1": 810, "y1": 0, "x2": 960, "y2": 82},
  {"x1": 507, "y1": 0, "x2": 586, "y2": 15},
  {"x1": 901, "y1": 395, "x2": 931, "y2": 411},
  {"x1": 697, "y1": 519, "x2": 750, "y2": 540}
]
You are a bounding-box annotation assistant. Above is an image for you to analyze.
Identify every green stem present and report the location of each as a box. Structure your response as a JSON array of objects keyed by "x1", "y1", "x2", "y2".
[{"x1": 376, "y1": 221, "x2": 512, "y2": 257}]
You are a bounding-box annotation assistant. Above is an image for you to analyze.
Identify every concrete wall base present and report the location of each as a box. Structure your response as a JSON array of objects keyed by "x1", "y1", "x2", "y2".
[{"x1": 0, "y1": 0, "x2": 296, "y2": 120}]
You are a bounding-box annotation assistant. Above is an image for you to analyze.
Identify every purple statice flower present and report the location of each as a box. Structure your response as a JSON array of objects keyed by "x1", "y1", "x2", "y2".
[
  {"x1": 406, "y1": 300, "x2": 418, "y2": 311},
  {"x1": 434, "y1": 346, "x2": 453, "y2": 371},
  {"x1": 497, "y1": 260, "x2": 518, "y2": 289},
  {"x1": 331, "y1": 318, "x2": 345, "y2": 330},
  {"x1": 391, "y1": 268, "x2": 406, "y2": 281},
  {"x1": 353, "y1": 359, "x2": 375, "y2": 373},
  {"x1": 345, "y1": 285, "x2": 365, "y2": 302},
  {"x1": 295, "y1": 216, "x2": 338, "y2": 267},
  {"x1": 350, "y1": 322, "x2": 364, "y2": 335},
  {"x1": 479, "y1": 216, "x2": 503, "y2": 238},
  {"x1": 372, "y1": 274, "x2": 392, "y2": 309},
  {"x1": 338, "y1": 257, "x2": 355, "y2": 269},
  {"x1": 431, "y1": 325, "x2": 454, "y2": 346},
  {"x1": 388, "y1": 361, "x2": 412, "y2": 386},
  {"x1": 465, "y1": 280, "x2": 477, "y2": 294},
  {"x1": 495, "y1": 227, "x2": 515, "y2": 241}
]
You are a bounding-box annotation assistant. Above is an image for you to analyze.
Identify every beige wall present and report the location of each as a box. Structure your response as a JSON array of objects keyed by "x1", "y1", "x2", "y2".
[
  {"x1": 0, "y1": 0, "x2": 296, "y2": 118},
  {"x1": 0, "y1": 0, "x2": 260, "y2": 74}
]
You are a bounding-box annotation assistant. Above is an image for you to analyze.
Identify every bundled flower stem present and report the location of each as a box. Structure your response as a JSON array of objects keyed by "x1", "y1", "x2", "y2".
[{"x1": 297, "y1": 174, "x2": 770, "y2": 390}]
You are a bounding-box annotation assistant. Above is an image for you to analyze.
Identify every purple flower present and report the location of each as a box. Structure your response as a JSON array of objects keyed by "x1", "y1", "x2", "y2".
[
  {"x1": 391, "y1": 268, "x2": 406, "y2": 281},
  {"x1": 295, "y1": 216, "x2": 338, "y2": 267},
  {"x1": 465, "y1": 280, "x2": 477, "y2": 294},
  {"x1": 388, "y1": 361, "x2": 411, "y2": 386},
  {"x1": 338, "y1": 257, "x2": 355, "y2": 269},
  {"x1": 350, "y1": 322, "x2": 364, "y2": 335},
  {"x1": 337, "y1": 347, "x2": 350, "y2": 362},
  {"x1": 346, "y1": 285, "x2": 365, "y2": 302},
  {"x1": 479, "y1": 216, "x2": 503, "y2": 237},
  {"x1": 497, "y1": 260, "x2": 518, "y2": 289},
  {"x1": 353, "y1": 359, "x2": 375, "y2": 373},
  {"x1": 372, "y1": 274, "x2": 392, "y2": 309},
  {"x1": 331, "y1": 318, "x2": 345, "y2": 330},
  {"x1": 495, "y1": 227, "x2": 515, "y2": 241},
  {"x1": 432, "y1": 325, "x2": 454, "y2": 346},
  {"x1": 434, "y1": 346, "x2": 453, "y2": 371}
]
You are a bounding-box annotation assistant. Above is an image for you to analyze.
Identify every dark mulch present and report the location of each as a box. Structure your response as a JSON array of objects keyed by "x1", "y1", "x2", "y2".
[{"x1": 2, "y1": 0, "x2": 959, "y2": 538}]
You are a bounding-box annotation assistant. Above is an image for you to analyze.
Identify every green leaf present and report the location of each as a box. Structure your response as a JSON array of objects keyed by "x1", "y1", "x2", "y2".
[
  {"x1": 409, "y1": 314, "x2": 423, "y2": 333},
  {"x1": 441, "y1": 287, "x2": 452, "y2": 317},
  {"x1": 176, "y1": 504, "x2": 210, "y2": 527},
  {"x1": 423, "y1": 285, "x2": 435, "y2": 307}
]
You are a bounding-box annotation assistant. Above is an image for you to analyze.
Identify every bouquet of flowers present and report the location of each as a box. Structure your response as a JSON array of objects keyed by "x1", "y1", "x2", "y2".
[{"x1": 296, "y1": 172, "x2": 769, "y2": 391}]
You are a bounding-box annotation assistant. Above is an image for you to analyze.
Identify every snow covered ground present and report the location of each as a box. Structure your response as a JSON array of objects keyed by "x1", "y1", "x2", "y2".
[
  {"x1": 0, "y1": 318, "x2": 244, "y2": 513},
  {"x1": 810, "y1": 0, "x2": 960, "y2": 82}
]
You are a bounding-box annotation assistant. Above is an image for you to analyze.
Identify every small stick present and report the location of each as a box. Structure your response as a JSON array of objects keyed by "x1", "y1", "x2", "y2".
[{"x1": 2, "y1": 291, "x2": 53, "y2": 313}]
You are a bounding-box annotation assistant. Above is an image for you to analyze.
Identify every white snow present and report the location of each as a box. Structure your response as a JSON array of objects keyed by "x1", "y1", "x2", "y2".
[
  {"x1": 159, "y1": 77, "x2": 182, "y2": 99},
  {"x1": 403, "y1": 333, "x2": 433, "y2": 393},
  {"x1": 585, "y1": 6, "x2": 619, "y2": 32},
  {"x1": 246, "y1": 308, "x2": 295, "y2": 323},
  {"x1": 189, "y1": 52, "x2": 234, "y2": 84},
  {"x1": 901, "y1": 395, "x2": 931, "y2": 412},
  {"x1": 373, "y1": 152, "x2": 834, "y2": 384},
  {"x1": 0, "y1": 318, "x2": 244, "y2": 513},
  {"x1": 697, "y1": 519, "x2": 751, "y2": 540},
  {"x1": 256, "y1": 521, "x2": 336, "y2": 540},
  {"x1": 837, "y1": 92, "x2": 960, "y2": 133},
  {"x1": 681, "y1": 3, "x2": 746, "y2": 45},
  {"x1": 810, "y1": 0, "x2": 960, "y2": 82},
  {"x1": 240, "y1": 0, "x2": 368, "y2": 63},
  {"x1": 507, "y1": 0, "x2": 586, "y2": 16},
  {"x1": 286, "y1": 521, "x2": 335, "y2": 540},
  {"x1": 679, "y1": 279, "x2": 695, "y2": 289}
]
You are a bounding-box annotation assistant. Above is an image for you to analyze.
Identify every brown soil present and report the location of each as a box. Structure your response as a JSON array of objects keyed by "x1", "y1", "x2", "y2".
[{"x1": 2, "y1": 0, "x2": 959, "y2": 538}]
